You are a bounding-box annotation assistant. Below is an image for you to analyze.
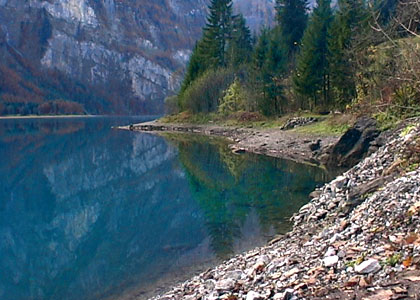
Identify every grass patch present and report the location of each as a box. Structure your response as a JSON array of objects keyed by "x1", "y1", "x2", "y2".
[
  {"x1": 160, "y1": 111, "x2": 355, "y2": 136},
  {"x1": 292, "y1": 114, "x2": 353, "y2": 136},
  {"x1": 160, "y1": 111, "x2": 218, "y2": 124}
]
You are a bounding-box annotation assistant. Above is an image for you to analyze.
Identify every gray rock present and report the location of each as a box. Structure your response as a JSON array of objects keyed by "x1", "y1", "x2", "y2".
[
  {"x1": 215, "y1": 278, "x2": 235, "y2": 291},
  {"x1": 225, "y1": 270, "x2": 243, "y2": 281},
  {"x1": 355, "y1": 259, "x2": 381, "y2": 274}
]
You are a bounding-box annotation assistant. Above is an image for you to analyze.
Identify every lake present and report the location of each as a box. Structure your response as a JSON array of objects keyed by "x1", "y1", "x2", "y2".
[{"x1": 0, "y1": 117, "x2": 331, "y2": 300}]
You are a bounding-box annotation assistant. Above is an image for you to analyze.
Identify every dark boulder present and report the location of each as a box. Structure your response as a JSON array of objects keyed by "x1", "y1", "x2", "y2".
[
  {"x1": 309, "y1": 139, "x2": 322, "y2": 152},
  {"x1": 323, "y1": 117, "x2": 381, "y2": 168}
]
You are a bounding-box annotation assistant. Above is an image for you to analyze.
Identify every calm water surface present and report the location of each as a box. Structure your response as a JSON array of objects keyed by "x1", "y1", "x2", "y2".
[{"x1": 0, "y1": 117, "x2": 331, "y2": 300}]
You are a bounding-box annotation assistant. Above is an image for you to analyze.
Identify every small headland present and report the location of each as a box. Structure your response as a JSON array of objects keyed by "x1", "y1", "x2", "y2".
[{"x1": 118, "y1": 113, "x2": 357, "y2": 168}]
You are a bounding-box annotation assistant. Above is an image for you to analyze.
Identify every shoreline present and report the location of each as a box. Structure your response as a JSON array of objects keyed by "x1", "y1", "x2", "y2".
[
  {"x1": 117, "y1": 120, "x2": 341, "y2": 168},
  {"x1": 0, "y1": 114, "x2": 96, "y2": 120},
  {"x1": 120, "y1": 118, "x2": 420, "y2": 299}
]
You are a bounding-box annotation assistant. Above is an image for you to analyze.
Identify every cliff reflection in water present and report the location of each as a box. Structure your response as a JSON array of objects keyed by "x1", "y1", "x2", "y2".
[{"x1": 0, "y1": 118, "x2": 330, "y2": 300}]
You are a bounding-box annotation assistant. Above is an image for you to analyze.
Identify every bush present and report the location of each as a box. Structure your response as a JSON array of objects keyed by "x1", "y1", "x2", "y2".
[
  {"x1": 393, "y1": 84, "x2": 420, "y2": 116},
  {"x1": 218, "y1": 79, "x2": 246, "y2": 115},
  {"x1": 179, "y1": 68, "x2": 235, "y2": 113}
]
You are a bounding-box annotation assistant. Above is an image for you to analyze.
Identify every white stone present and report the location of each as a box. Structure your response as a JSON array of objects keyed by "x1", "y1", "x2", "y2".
[
  {"x1": 323, "y1": 255, "x2": 339, "y2": 267},
  {"x1": 273, "y1": 293, "x2": 284, "y2": 300},
  {"x1": 355, "y1": 259, "x2": 381, "y2": 274},
  {"x1": 337, "y1": 250, "x2": 346, "y2": 258},
  {"x1": 246, "y1": 291, "x2": 264, "y2": 300},
  {"x1": 324, "y1": 247, "x2": 336, "y2": 257}
]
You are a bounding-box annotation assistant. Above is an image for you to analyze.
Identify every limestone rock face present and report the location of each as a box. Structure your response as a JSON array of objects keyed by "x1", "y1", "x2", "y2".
[
  {"x1": 0, "y1": 0, "x2": 208, "y2": 114},
  {"x1": 0, "y1": 0, "x2": 276, "y2": 115},
  {"x1": 233, "y1": 0, "x2": 276, "y2": 32}
]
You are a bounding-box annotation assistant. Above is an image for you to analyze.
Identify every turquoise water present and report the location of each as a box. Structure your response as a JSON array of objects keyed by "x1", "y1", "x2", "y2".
[{"x1": 0, "y1": 117, "x2": 330, "y2": 300}]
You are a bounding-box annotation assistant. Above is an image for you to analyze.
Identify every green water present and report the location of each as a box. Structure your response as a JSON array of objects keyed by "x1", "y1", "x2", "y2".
[{"x1": 0, "y1": 117, "x2": 330, "y2": 300}]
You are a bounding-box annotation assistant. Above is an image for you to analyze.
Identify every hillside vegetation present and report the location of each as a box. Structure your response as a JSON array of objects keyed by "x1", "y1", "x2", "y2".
[{"x1": 166, "y1": 0, "x2": 420, "y2": 128}]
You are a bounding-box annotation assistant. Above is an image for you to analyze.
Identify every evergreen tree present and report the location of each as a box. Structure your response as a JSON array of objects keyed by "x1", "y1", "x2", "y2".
[
  {"x1": 179, "y1": 0, "x2": 234, "y2": 105},
  {"x1": 180, "y1": 0, "x2": 251, "y2": 98},
  {"x1": 294, "y1": 0, "x2": 333, "y2": 109},
  {"x1": 328, "y1": 0, "x2": 367, "y2": 108},
  {"x1": 250, "y1": 28, "x2": 270, "y2": 112},
  {"x1": 227, "y1": 14, "x2": 253, "y2": 66},
  {"x1": 374, "y1": 0, "x2": 398, "y2": 25},
  {"x1": 180, "y1": 41, "x2": 207, "y2": 94},
  {"x1": 252, "y1": 28, "x2": 286, "y2": 115},
  {"x1": 202, "y1": 0, "x2": 234, "y2": 67},
  {"x1": 275, "y1": 0, "x2": 309, "y2": 56}
]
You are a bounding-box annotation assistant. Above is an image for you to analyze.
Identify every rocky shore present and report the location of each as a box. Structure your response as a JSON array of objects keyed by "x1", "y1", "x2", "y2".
[{"x1": 139, "y1": 118, "x2": 420, "y2": 300}]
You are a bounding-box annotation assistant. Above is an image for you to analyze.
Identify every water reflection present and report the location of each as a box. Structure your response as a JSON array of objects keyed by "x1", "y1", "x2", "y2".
[
  {"x1": 169, "y1": 135, "x2": 329, "y2": 259},
  {"x1": 0, "y1": 118, "x2": 330, "y2": 300}
]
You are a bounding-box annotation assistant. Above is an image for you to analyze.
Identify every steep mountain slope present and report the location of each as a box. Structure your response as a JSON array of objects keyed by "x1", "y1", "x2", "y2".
[
  {"x1": 0, "y1": 0, "x2": 208, "y2": 115},
  {"x1": 233, "y1": 0, "x2": 276, "y2": 33},
  {"x1": 0, "y1": 0, "x2": 276, "y2": 115}
]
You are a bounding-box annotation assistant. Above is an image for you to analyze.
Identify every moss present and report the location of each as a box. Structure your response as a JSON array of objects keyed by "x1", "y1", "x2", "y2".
[
  {"x1": 292, "y1": 120, "x2": 350, "y2": 136},
  {"x1": 383, "y1": 253, "x2": 402, "y2": 267},
  {"x1": 374, "y1": 112, "x2": 401, "y2": 131},
  {"x1": 400, "y1": 124, "x2": 417, "y2": 137},
  {"x1": 346, "y1": 253, "x2": 366, "y2": 268}
]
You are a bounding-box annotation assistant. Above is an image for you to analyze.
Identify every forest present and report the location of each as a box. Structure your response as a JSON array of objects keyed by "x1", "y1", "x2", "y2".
[{"x1": 167, "y1": 0, "x2": 420, "y2": 127}]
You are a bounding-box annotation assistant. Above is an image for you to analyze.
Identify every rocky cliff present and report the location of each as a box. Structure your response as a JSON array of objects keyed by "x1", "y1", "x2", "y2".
[
  {"x1": 0, "y1": 0, "x2": 275, "y2": 115},
  {"x1": 0, "y1": 0, "x2": 208, "y2": 115},
  {"x1": 233, "y1": 0, "x2": 276, "y2": 33}
]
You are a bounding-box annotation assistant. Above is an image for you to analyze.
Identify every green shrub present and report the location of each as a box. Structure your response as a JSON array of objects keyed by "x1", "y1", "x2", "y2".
[
  {"x1": 393, "y1": 84, "x2": 420, "y2": 116},
  {"x1": 218, "y1": 79, "x2": 246, "y2": 115},
  {"x1": 179, "y1": 68, "x2": 235, "y2": 113}
]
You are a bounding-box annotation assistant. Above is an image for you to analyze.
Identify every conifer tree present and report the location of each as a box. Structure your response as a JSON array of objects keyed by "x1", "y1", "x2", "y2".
[
  {"x1": 275, "y1": 0, "x2": 309, "y2": 56},
  {"x1": 202, "y1": 0, "x2": 234, "y2": 67},
  {"x1": 180, "y1": 41, "x2": 206, "y2": 94},
  {"x1": 293, "y1": 0, "x2": 333, "y2": 109},
  {"x1": 252, "y1": 28, "x2": 286, "y2": 115},
  {"x1": 250, "y1": 28, "x2": 271, "y2": 112},
  {"x1": 180, "y1": 0, "x2": 248, "y2": 94},
  {"x1": 328, "y1": 0, "x2": 367, "y2": 108},
  {"x1": 375, "y1": 0, "x2": 398, "y2": 25},
  {"x1": 227, "y1": 14, "x2": 253, "y2": 66}
]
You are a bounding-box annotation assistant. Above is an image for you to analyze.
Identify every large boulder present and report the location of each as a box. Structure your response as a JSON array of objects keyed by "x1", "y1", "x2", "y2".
[{"x1": 323, "y1": 117, "x2": 381, "y2": 168}]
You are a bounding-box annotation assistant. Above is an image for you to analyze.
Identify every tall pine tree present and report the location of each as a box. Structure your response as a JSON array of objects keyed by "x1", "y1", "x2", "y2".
[
  {"x1": 180, "y1": 40, "x2": 207, "y2": 94},
  {"x1": 328, "y1": 0, "x2": 367, "y2": 108},
  {"x1": 275, "y1": 0, "x2": 309, "y2": 57},
  {"x1": 293, "y1": 0, "x2": 333, "y2": 109},
  {"x1": 180, "y1": 0, "x2": 253, "y2": 99},
  {"x1": 202, "y1": 0, "x2": 234, "y2": 67},
  {"x1": 252, "y1": 28, "x2": 286, "y2": 115},
  {"x1": 227, "y1": 14, "x2": 253, "y2": 66}
]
